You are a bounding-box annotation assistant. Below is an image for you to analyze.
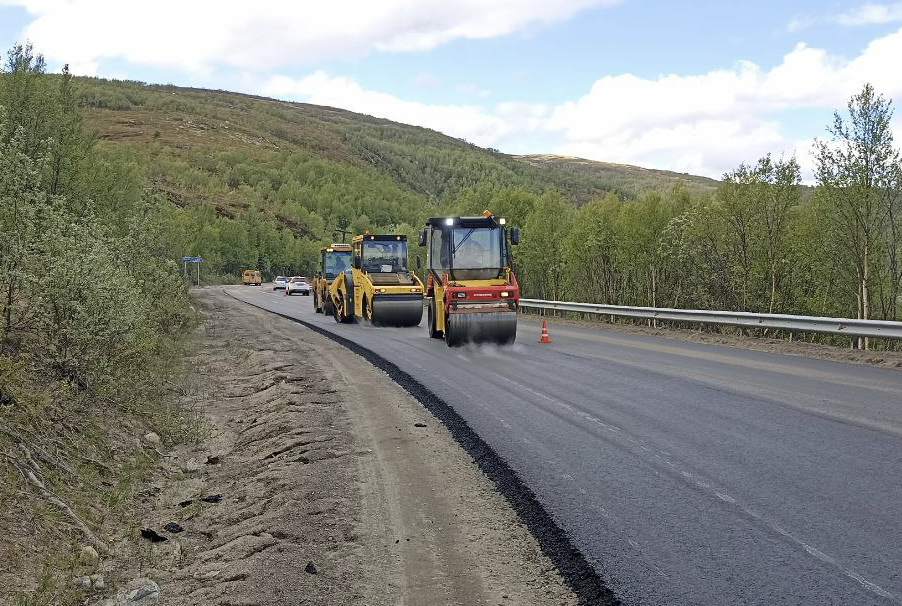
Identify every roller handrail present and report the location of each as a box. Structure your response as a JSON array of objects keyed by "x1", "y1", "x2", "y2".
[{"x1": 518, "y1": 299, "x2": 902, "y2": 340}]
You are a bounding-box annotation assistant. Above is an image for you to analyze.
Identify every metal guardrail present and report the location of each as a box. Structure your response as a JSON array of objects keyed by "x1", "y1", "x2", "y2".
[{"x1": 518, "y1": 299, "x2": 902, "y2": 340}]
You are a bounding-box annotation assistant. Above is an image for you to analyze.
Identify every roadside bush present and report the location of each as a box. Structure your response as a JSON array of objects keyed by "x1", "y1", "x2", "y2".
[
  {"x1": 32, "y1": 224, "x2": 156, "y2": 395},
  {"x1": 0, "y1": 43, "x2": 194, "y2": 601}
]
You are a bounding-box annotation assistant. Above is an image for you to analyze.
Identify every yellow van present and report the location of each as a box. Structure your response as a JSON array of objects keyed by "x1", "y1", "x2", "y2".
[{"x1": 241, "y1": 269, "x2": 262, "y2": 286}]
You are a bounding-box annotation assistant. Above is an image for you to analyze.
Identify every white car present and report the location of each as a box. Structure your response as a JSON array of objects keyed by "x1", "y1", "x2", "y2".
[
  {"x1": 286, "y1": 276, "x2": 311, "y2": 296},
  {"x1": 273, "y1": 276, "x2": 288, "y2": 290}
]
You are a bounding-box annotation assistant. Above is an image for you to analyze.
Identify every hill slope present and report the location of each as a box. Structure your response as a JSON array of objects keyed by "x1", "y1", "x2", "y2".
[
  {"x1": 77, "y1": 79, "x2": 718, "y2": 208},
  {"x1": 72, "y1": 78, "x2": 721, "y2": 278}
]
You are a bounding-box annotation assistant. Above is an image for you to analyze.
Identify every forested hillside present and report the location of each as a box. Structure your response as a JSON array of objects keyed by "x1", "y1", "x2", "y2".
[
  {"x1": 73, "y1": 76, "x2": 718, "y2": 279},
  {"x1": 73, "y1": 74, "x2": 901, "y2": 342}
]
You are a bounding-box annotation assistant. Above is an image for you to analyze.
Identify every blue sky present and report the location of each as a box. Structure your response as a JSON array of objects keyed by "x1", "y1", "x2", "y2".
[{"x1": 2, "y1": 0, "x2": 901, "y2": 181}]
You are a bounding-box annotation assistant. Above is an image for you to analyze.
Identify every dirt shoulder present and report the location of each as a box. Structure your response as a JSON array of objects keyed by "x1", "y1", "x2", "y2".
[{"x1": 106, "y1": 289, "x2": 576, "y2": 606}]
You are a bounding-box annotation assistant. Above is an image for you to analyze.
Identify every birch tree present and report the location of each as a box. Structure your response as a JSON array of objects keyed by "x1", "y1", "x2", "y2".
[{"x1": 813, "y1": 84, "x2": 902, "y2": 347}]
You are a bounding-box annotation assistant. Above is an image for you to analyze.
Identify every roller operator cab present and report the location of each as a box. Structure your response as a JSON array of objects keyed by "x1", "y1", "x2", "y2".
[
  {"x1": 328, "y1": 234, "x2": 425, "y2": 326},
  {"x1": 418, "y1": 211, "x2": 520, "y2": 346},
  {"x1": 313, "y1": 244, "x2": 352, "y2": 314}
]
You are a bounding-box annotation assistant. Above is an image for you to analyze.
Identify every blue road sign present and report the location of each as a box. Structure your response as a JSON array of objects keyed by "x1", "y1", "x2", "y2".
[{"x1": 180, "y1": 256, "x2": 203, "y2": 262}]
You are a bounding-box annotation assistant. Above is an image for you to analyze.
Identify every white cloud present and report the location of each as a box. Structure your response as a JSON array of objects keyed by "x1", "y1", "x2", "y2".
[
  {"x1": 67, "y1": 61, "x2": 98, "y2": 77},
  {"x1": 4, "y1": 0, "x2": 618, "y2": 73},
  {"x1": 834, "y1": 2, "x2": 902, "y2": 25},
  {"x1": 791, "y1": 3, "x2": 902, "y2": 32},
  {"x1": 259, "y1": 23, "x2": 902, "y2": 182},
  {"x1": 543, "y1": 30, "x2": 902, "y2": 179},
  {"x1": 553, "y1": 120, "x2": 786, "y2": 179}
]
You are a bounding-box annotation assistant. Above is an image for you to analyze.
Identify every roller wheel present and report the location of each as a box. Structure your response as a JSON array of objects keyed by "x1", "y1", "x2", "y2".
[
  {"x1": 445, "y1": 314, "x2": 464, "y2": 347},
  {"x1": 332, "y1": 295, "x2": 344, "y2": 323},
  {"x1": 363, "y1": 296, "x2": 373, "y2": 322},
  {"x1": 428, "y1": 301, "x2": 443, "y2": 339},
  {"x1": 444, "y1": 312, "x2": 516, "y2": 347},
  {"x1": 333, "y1": 294, "x2": 354, "y2": 324}
]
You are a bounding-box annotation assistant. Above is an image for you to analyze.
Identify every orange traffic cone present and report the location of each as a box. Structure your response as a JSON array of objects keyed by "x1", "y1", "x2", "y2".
[{"x1": 538, "y1": 319, "x2": 552, "y2": 343}]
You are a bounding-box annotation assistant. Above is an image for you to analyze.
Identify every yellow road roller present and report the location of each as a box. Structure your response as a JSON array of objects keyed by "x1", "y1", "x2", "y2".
[
  {"x1": 329, "y1": 234, "x2": 424, "y2": 326},
  {"x1": 313, "y1": 243, "x2": 352, "y2": 315}
]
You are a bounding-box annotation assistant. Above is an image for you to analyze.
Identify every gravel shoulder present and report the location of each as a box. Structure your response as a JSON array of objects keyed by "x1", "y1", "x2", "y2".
[{"x1": 118, "y1": 288, "x2": 576, "y2": 605}]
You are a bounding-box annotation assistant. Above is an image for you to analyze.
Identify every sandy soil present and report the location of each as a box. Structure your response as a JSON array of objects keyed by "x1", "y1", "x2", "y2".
[{"x1": 115, "y1": 289, "x2": 576, "y2": 606}]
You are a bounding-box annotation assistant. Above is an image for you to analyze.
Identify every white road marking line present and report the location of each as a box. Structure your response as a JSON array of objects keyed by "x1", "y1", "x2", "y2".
[
  {"x1": 845, "y1": 570, "x2": 898, "y2": 601},
  {"x1": 714, "y1": 492, "x2": 736, "y2": 504},
  {"x1": 804, "y1": 545, "x2": 835, "y2": 565}
]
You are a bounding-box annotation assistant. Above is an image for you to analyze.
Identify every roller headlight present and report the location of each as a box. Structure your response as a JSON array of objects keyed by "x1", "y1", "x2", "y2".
[{"x1": 500, "y1": 291, "x2": 510, "y2": 298}]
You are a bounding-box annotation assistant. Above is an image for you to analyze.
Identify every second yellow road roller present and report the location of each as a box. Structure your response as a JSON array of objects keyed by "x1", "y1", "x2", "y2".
[
  {"x1": 313, "y1": 243, "x2": 352, "y2": 315},
  {"x1": 329, "y1": 234, "x2": 424, "y2": 326}
]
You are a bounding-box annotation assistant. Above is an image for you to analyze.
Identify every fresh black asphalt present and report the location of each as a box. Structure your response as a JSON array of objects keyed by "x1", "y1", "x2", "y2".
[{"x1": 229, "y1": 286, "x2": 902, "y2": 606}]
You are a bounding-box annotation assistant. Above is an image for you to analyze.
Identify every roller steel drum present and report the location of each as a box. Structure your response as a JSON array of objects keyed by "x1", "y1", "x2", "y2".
[
  {"x1": 445, "y1": 311, "x2": 517, "y2": 347},
  {"x1": 368, "y1": 294, "x2": 424, "y2": 327}
]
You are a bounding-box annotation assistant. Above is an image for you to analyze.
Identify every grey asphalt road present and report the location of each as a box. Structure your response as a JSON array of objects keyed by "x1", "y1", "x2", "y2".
[{"x1": 228, "y1": 285, "x2": 902, "y2": 606}]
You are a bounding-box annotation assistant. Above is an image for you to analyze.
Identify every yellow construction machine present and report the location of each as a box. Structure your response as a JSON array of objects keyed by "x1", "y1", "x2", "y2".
[
  {"x1": 313, "y1": 243, "x2": 352, "y2": 315},
  {"x1": 328, "y1": 234, "x2": 424, "y2": 326},
  {"x1": 418, "y1": 211, "x2": 520, "y2": 346}
]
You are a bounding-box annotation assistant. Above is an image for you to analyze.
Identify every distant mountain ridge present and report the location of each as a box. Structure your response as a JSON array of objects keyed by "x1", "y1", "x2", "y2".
[{"x1": 516, "y1": 154, "x2": 720, "y2": 195}]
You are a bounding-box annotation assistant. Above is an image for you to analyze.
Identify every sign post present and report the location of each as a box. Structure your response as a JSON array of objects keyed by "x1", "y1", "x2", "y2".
[{"x1": 180, "y1": 257, "x2": 204, "y2": 286}]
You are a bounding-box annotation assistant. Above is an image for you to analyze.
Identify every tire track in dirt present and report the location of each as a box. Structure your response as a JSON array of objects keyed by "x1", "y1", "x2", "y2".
[{"x1": 154, "y1": 298, "x2": 362, "y2": 605}]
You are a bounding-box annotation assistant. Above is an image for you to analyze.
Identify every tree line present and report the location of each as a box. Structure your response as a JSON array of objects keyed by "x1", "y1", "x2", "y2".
[
  {"x1": 501, "y1": 84, "x2": 900, "y2": 349},
  {"x1": 27, "y1": 50, "x2": 902, "y2": 348}
]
